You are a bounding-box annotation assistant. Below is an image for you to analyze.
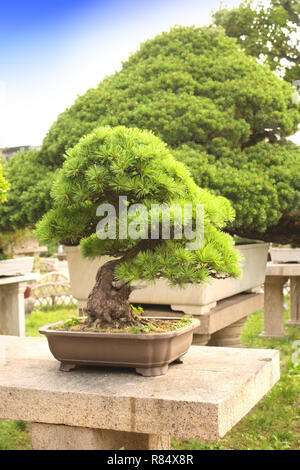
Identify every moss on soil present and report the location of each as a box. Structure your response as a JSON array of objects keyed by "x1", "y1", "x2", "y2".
[{"x1": 50, "y1": 315, "x2": 193, "y2": 334}]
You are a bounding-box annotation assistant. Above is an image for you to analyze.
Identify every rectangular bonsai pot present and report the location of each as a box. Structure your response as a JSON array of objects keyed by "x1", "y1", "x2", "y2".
[{"x1": 39, "y1": 318, "x2": 200, "y2": 377}]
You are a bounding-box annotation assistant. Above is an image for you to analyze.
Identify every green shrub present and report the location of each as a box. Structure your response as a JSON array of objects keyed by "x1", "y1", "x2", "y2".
[{"x1": 0, "y1": 149, "x2": 55, "y2": 234}]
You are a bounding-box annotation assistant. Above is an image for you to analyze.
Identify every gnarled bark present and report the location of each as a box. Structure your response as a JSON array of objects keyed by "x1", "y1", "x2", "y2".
[{"x1": 86, "y1": 259, "x2": 134, "y2": 325}]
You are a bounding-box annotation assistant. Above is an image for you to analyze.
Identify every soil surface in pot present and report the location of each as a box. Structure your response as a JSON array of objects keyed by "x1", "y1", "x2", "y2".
[{"x1": 50, "y1": 315, "x2": 192, "y2": 334}]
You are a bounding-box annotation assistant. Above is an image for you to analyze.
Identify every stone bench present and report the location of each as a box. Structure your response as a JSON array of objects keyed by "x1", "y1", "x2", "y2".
[
  {"x1": 141, "y1": 292, "x2": 264, "y2": 347},
  {"x1": 0, "y1": 274, "x2": 39, "y2": 336},
  {"x1": 261, "y1": 263, "x2": 300, "y2": 338},
  {"x1": 0, "y1": 335, "x2": 279, "y2": 450}
]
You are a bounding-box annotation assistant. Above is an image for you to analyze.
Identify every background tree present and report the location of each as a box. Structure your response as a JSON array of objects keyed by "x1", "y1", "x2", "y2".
[
  {"x1": 0, "y1": 161, "x2": 10, "y2": 258},
  {"x1": 37, "y1": 126, "x2": 241, "y2": 325},
  {"x1": 0, "y1": 163, "x2": 9, "y2": 205},
  {"x1": 214, "y1": 0, "x2": 299, "y2": 83},
  {"x1": 38, "y1": 26, "x2": 300, "y2": 245},
  {"x1": 0, "y1": 149, "x2": 55, "y2": 234}
]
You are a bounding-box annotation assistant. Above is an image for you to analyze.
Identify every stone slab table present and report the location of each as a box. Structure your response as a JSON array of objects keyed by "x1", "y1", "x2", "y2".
[
  {"x1": 0, "y1": 335, "x2": 279, "y2": 450},
  {"x1": 142, "y1": 292, "x2": 264, "y2": 347},
  {"x1": 261, "y1": 263, "x2": 300, "y2": 338},
  {"x1": 0, "y1": 274, "x2": 39, "y2": 336}
]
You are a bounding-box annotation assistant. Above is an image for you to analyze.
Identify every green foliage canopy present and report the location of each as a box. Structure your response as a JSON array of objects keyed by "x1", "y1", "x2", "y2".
[
  {"x1": 0, "y1": 150, "x2": 55, "y2": 234},
  {"x1": 39, "y1": 26, "x2": 300, "y2": 245},
  {"x1": 0, "y1": 164, "x2": 9, "y2": 204},
  {"x1": 37, "y1": 126, "x2": 241, "y2": 286},
  {"x1": 214, "y1": 0, "x2": 300, "y2": 83}
]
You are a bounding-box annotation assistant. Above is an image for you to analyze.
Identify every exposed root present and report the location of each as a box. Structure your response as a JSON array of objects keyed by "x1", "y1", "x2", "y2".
[{"x1": 85, "y1": 310, "x2": 149, "y2": 330}]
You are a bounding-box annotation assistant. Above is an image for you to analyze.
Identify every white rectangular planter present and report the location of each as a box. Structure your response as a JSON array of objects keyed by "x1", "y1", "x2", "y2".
[
  {"x1": 65, "y1": 243, "x2": 269, "y2": 315},
  {"x1": 0, "y1": 257, "x2": 34, "y2": 277},
  {"x1": 270, "y1": 247, "x2": 300, "y2": 264}
]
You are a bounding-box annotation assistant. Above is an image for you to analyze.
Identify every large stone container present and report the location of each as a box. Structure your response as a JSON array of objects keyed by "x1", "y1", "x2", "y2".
[{"x1": 65, "y1": 243, "x2": 269, "y2": 314}]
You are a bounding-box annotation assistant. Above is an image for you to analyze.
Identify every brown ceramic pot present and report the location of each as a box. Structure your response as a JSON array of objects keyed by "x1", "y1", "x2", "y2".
[{"x1": 39, "y1": 318, "x2": 200, "y2": 377}]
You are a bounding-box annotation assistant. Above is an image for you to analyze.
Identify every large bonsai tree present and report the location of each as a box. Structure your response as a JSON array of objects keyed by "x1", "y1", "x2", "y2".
[
  {"x1": 37, "y1": 126, "x2": 241, "y2": 326},
  {"x1": 39, "y1": 26, "x2": 300, "y2": 245}
]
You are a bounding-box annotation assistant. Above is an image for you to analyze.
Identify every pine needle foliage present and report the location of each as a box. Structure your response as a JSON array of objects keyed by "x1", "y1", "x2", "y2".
[{"x1": 37, "y1": 126, "x2": 241, "y2": 286}]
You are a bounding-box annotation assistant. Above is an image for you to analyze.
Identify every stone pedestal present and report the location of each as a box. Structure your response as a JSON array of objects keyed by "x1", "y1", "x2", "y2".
[
  {"x1": 260, "y1": 275, "x2": 287, "y2": 338},
  {"x1": 0, "y1": 274, "x2": 39, "y2": 336},
  {"x1": 31, "y1": 423, "x2": 170, "y2": 450},
  {"x1": 143, "y1": 292, "x2": 264, "y2": 348},
  {"x1": 262, "y1": 263, "x2": 300, "y2": 337},
  {"x1": 286, "y1": 277, "x2": 300, "y2": 327},
  {"x1": 0, "y1": 335, "x2": 280, "y2": 449},
  {"x1": 192, "y1": 334, "x2": 211, "y2": 346},
  {"x1": 208, "y1": 317, "x2": 247, "y2": 348}
]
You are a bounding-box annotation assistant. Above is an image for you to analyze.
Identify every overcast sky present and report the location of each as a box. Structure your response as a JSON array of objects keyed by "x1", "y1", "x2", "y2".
[{"x1": 0, "y1": 0, "x2": 298, "y2": 147}]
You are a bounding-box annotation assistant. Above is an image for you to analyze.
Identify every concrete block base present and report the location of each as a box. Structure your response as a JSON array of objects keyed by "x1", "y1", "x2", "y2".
[
  {"x1": 261, "y1": 274, "x2": 287, "y2": 338},
  {"x1": 31, "y1": 423, "x2": 170, "y2": 450},
  {"x1": 263, "y1": 264, "x2": 300, "y2": 337}
]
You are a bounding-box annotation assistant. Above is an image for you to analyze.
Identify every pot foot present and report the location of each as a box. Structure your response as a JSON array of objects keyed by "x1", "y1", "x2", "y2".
[
  {"x1": 174, "y1": 356, "x2": 184, "y2": 364},
  {"x1": 59, "y1": 362, "x2": 77, "y2": 372},
  {"x1": 136, "y1": 364, "x2": 169, "y2": 377}
]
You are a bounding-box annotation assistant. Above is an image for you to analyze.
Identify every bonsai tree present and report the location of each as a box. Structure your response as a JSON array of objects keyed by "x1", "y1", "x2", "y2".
[
  {"x1": 37, "y1": 126, "x2": 241, "y2": 326},
  {"x1": 39, "y1": 26, "x2": 300, "y2": 246}
]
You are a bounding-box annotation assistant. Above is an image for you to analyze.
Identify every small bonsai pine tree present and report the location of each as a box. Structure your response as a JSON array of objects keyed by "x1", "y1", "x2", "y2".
[{"x1": 37, "y1": 126, "x2": 241, "y2": 326}]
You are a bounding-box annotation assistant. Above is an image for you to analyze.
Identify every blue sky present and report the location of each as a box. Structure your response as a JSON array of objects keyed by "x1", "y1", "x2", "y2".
[{"x1": 1, "y1": 0, "x2": 297, "y2": 147}]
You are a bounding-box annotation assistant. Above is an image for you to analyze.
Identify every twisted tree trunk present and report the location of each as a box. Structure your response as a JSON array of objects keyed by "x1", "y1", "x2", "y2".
[{"x1": 86, "y1": 259, "x2": 135, "y2": 326}]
